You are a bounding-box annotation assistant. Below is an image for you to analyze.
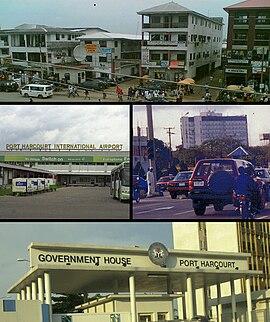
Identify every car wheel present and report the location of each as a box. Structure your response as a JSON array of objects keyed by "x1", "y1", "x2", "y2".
[
  {"x1": 38, "y1": 94, "x2": 43, "y2": 99},
  {"x1": 194, "y1": 205, "x2": 206, "y2": 216},
  {"x1": 24, "y1": 93, "x2": 29, "y2": 97},
  {"x1": 214, "y1": 203, "x2": 224, "y2": 211},
  {"x1": 170, "y1": 193, "x2": 177, "y2": 199}
]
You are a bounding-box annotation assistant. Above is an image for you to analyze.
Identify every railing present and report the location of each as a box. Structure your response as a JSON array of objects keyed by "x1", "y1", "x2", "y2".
[
  {"x1": 142, "y1": 23, "x2": 188, "y2": 28},
  {"x1": 234, "y1": 18, "x2": 249, "y2": 25},
  {"x1": 256, "y1": 18, "x2": 270, "y2": 25}
]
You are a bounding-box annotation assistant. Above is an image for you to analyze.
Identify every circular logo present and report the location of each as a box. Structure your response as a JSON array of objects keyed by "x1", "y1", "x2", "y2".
[{"x1": 148, "y1": 242, "x2": 169, "y2": 267}]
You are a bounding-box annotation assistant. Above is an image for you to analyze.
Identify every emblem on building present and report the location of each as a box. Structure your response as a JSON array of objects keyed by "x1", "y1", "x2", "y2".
[{"x1": 148, "y1": 242, "x2": 169, "y2": 267}]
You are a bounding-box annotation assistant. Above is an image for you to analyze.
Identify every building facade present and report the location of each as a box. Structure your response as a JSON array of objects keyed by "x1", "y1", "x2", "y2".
[
  {"x1": 224, "y1": 0, "x2": 270, "y2": 89},
  {"x1": 0, "y1": 147, "x2": 129, "y2": 186},
  {"x1": 77, "y1": 29, "x2": 141, "y2": 81},
  {"x1": 138, "y1": 1, "x2": 223, "y2": 81},
  {"x1": 180, "y1": 111, "x2": 248, "y2": 148}
]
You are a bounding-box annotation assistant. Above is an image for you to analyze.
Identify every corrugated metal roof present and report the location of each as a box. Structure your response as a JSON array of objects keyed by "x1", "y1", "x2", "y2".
[
  {"x1": 138, "y1": 1, "x2": 191, "y2": 14},
  {"x1": 78, "y1": 31, "x2": 141, "y2": 41},
  {"x1": 224, "y1": 0, "x2": 270, "y2": 10}
]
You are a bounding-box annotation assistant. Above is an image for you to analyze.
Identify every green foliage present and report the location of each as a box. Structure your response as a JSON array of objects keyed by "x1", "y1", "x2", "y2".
[
  {"x1": 0, "y1": 188, "x2": 12, "y2": 196},
  {"x1": 52, "y1": 294, "x2": 84, "y2": 313}
]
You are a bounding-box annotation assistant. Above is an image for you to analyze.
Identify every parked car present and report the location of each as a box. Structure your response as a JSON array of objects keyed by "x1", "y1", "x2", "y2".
[
  {"x1": 94, "y1": 77, "x2": 117, "y2": 87},
  {"x1": 0, "y1": 80, "x2": 19, "y2": 92},
  {"x1": 80, "y1": 79, "x2": 107, "y2": 91},
  {"x1": 189, "y1": 159, "x2": 266, "y2": 216},
  {"x1": 255, "y1": 168, "x2": 270, "y2": 201},
  {"x1": 156, "y1": 175, "x2": 175, "y2": 192},
  {"x1": 167, "y1": 171, "x2": 193, "y2": 199},
  {"x1": 20, "y1": 84, "x2": 53, "y2": 98}
]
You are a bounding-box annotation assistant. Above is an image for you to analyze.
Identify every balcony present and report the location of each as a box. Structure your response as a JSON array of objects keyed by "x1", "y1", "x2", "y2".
[
  {"x1": 146, "y1": 40, "x2": 187, "y2": 47},
  {"x1": 47, "y1": 41, "x2": 80, "y2": 49},
  {"x1": 256, "y1": 18, "x2": 270, "y2": 26},
  {"x1": 142, "y1": 22, "x2": 188, "y2": 29},
  {"x1": 233, "y1": 18, "x2": 249, "y2": 25}
]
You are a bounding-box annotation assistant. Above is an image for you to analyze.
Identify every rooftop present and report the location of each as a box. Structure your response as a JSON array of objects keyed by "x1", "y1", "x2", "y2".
[{"x1": 224, "y1": 0, "x2": 270, "y2": 11}]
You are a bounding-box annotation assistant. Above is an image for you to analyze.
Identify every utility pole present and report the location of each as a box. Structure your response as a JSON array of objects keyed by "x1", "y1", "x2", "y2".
[
  {"x1": 146, "y1": 105, "x2": 157, "y2": 187},
  {"x1": 164, "y1": 127, "x2": 175, "y2": 168}
]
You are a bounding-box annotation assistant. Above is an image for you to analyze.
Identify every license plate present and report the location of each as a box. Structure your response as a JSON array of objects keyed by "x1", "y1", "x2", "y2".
[
  {"x1": 178, "y1": 182, "x2": 185, "y2": 187},
  {"x1": 193, "y1": 181, "x2": 204, "y2": 187}
]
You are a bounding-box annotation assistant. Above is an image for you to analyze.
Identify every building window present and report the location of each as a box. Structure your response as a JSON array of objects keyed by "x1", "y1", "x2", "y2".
[
  {"x1": 61, "y1": 34, "x2": 65, "y2": 39},
  {"x1": 3, "y1": 300, "x2": 16, "y2": 312},
  {"x1": 114, "y1": 41, "x2": 118, "y2": 47},
  {"x1": 162, "y1": 53, "x2": 168, "y2": 60},
  {"x1": 150, "y1": 53, "x2": 160, "y2": 61},
  {"x1": 151, "y1": 16, "x2": 161, "y2": 24},
  {"x1": 99, "y1": 40, "x2": 107, "y2": 47},
  {"x1": 56, "y1": 34, "x2": 60, "y2": 40},
  {"x1": 178, "y1": 34, "x2": 186, "y2": 42},
  {"x1": 68, "y1": 35, "x2": 71, "y2": 40},
  {"x1": 190, "y1": 53, "x2": 192, "y2": 60},
  {"x1": 99, "y1": 56, "x2": 107, "y2": 63}
]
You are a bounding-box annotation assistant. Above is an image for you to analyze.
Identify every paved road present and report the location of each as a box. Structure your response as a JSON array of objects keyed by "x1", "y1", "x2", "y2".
[
  {"x1": 0, "y1": 187, "x2": 129, "y2": 219},
  {"x1": 133, "y1": 192, "x2": 270, "y2": 220}
]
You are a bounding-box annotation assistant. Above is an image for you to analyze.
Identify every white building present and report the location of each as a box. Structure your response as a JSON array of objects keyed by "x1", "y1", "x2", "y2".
[
  {"x1": 180, "y1": 111, "x2": 248, "y2": 148},
  {"x1": 76, "y1": 29, "x2": 141, "y2": 81},
  {"x1": 138, "y1": 1, "x2": 223, "y2": 81},
  {"x1": 0, "y1": 24, "x2": 84, "y2": 80}
]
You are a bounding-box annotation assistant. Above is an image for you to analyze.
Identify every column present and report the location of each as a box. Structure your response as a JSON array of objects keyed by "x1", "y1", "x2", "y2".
[
  {"x1": 17, "y1": 293, "x2": 21, "y2": 300},
  {"x1": 44, "y1": 273, "x2": 51, "y2": 305},
  {"x1": 217, "y1": 283, "x2": 222, "y2": 322},
  {"x1": 230, "y1": 280, "x2": 237, "y2": 322},
  {"x1": 129, "y1": 274, "x2": 137, "y2": 322},
  {"x1": 38, "y1": 276, "x2": 44, "y2": 302},
  {"x1": 21, "y1": 289, "x2": 26, "y2": 300},
  {"x1": 26, "y1": 286, "x2": 31, "y2": 300},
  {"x1": 203, "y1": 286, "x2": 209, "y2": 317},
  {"x1": 32, "y1": 281, "x2": 37, "y2": 300},
  {"x1": 186, "y1": 275, "x2": 194, "y2": 319},
  {"x1": 245, "y1": 277, "x2": 253, "y2": 322}
]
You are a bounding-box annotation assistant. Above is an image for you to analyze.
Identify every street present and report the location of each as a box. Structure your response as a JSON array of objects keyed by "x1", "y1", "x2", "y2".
[
  {"x1": 133, "y1": 191, "x2": 270, "y2": 220},
  {"x1": 0, "y1": 186, "x2": 129, "y2": 219}
]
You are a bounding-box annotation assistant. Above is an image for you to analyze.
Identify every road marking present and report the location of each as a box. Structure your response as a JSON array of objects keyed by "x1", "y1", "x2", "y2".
[{"x1": 134, "y1": 206, "x2": 174, "y2": 215}]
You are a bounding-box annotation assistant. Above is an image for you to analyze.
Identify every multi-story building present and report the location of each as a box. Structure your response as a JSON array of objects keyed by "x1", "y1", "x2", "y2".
[
  {"x1": 77, "y1": 29, "x2": 141, "y2": 80},
  {"x1": 224, "y1": 0, "x2": 270, "y2": 89},
  {"x1": 173, "y1": 222, "x2": 270, "y2": 321},
  {"x1": 138, "y1": 1, "x2": 223, "y2": 81},
  {"x1": 0, "y1": 24, "x2": 85, "y2": 83},
  {"x1": 133, "y1": 134, "x2": 149, "y2": 175},
  {"x1": 180, "y1": 111, "x2": 248, "y2": 148}
]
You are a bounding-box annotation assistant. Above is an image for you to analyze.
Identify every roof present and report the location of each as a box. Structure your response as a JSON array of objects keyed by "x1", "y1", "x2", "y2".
[
  {"x1": 224, "y1": 0, "x2": 270, "y2": 11},
  {"x1": 137, "y1": 1, "x2": 191, "y2": 14},
  {"x1": 78, "y1": 30, "x2": 141, "y2": 41},
  {"x1": 2, "y1": 24, "x2": 85, "y2": 34},
  {"x1": 228, "y1": 146, "x2": 249, "y2": 157}
]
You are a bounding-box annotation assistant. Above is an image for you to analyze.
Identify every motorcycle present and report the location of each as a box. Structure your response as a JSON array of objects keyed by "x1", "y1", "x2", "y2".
[{"x1": 237, "y1": 194, "x2": 256, "y2": 220}]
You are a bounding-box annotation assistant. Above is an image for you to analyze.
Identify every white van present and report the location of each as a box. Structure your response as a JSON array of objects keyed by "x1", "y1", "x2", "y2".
[{"x1": 20, "y1": 84, "x2": 53, "y2": 98}]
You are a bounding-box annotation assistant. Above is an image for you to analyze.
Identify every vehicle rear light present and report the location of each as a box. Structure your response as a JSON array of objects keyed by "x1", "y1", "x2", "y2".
[
  {"x1": 238, "y1": 195, "x2": 246, "y2": 201},
  {"x1": 189, "y1": 179, "x2": 193, "y2": 190}
]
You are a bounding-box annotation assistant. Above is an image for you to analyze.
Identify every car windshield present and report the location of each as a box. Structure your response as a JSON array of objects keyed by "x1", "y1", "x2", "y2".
[
  {"x1": 174, "y1": 172, "x2": 192, "y2": 180},
  {"x1": 158, "y1": 177, "x2": 171, "y2": 182},
  {"x1": 194, "y1": 161, "x2": 234, "y2": 176}
]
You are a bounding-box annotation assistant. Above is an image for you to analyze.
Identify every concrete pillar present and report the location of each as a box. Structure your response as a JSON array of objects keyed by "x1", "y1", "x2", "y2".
[
  {"x1": 31, "y1": 281, "x2": 37, "y2": 300},
  {"x1": 17, "y1": 293, "x2": 21, "y2": 300},
  {"x1": 203, "y1": 286, "x2": 209, "y2": 317},
  {"x1": 230, "y1": 280, "x2": 237, "y2": 322},
  {"x1": 217, "y1": 283, "x2": 222, "y2": 322},
  {"x1": 113, "y1": 279, "x2": 119, "y2": 294},
  {"x1": 26, "y1": 286, "x2": 31, "y2": 300},
  {"x1": 167, "y1": 276, "x2": 173, "y2": 294},
  {"x1": 245, "y1": 277, "x2": 253, "y2": 322},
  {"x1": 21, "y1": 289, "x2": 26, "y2": 300},
  {"x1": 186, "y1": 275, "x2": 194, "y2": 319},
  {"x1": 38, "y1": 276, "x2": 44, "y2": 302},
  {"x1": 44, "y1": 273, "x2": 51, "y2": 305},
  {"x1": 129, "y1": 274, "x2": 137, "y2": 322}
]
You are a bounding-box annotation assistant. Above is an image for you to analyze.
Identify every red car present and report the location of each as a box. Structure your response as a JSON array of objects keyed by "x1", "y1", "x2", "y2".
[
  {"x1": 167, "y1": 171, "x2": 193, "y2": 199},
  {"x1": 156, "y1": 175, "x2": 175, "y2": 192}
]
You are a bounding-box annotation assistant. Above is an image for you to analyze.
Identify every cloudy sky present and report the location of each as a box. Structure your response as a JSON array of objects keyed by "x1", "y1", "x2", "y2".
[
  {"x1": 0, "y1": 105, "x2": 129, "y2": 151},
  {"x1": 133, "y1": 105, "x2": 270, "y2": 149},
  {"x1": 0, "y1": 222, "x2": 172, "y2": 298},
  {"x1": 1, "y1": 0, "x2": 241, "y2": 36}
]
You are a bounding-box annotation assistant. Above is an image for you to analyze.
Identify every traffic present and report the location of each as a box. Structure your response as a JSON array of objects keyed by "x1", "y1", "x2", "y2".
[{"x1": 133, "y1": 159, "x2": 270, "y2": 220}]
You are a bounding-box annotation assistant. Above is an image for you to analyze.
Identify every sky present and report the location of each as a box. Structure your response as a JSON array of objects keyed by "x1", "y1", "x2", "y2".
[
  {"x1": 0, "y1": 0, "x2": 242, "y2": 36},
  {"x1": 0, "y1": 222, "x2": 172, "y2": 298},
  {"x1": 0, "y1": 104, "x2": 129, "y2": 151},
  {"x1": 133, "y1": 105, "x2": 270, "y2": 149}
]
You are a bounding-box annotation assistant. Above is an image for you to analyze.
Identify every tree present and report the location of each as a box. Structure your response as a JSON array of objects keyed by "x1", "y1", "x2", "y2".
[{"x1": 52, "y1": 294, "x2": 84, "y2": 313}]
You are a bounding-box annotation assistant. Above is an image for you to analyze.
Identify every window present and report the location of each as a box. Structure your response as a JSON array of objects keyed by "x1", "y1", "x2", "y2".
[
  {"x1": 99, "y1": 40, "x2": 107, "y2": 47},
  {"x1": 150, "y1": 53, "x2": 160, "y2": 60},
  {"x1": 177, "y1": 53, "x2": 186, "y2": 61},
  {"x1": 99, "y1": 56, "x2": 107, "y2": 63},
  {"x1": 56, "y1": 34, "x2": 60, "y2": 40},
  {"x1": 178, "y1": 34, "x2": 186, "y2": 42},
  {"x1": 68, "y1": 35, "x2": 71, "y2": 40},
  {"x1": 61, "y1": 34, "x2": 65, "y2": 39},
  {"x1": 3, "y1": 300, "x2": 16, "y2": 312},
  {"x1": 190, "y1": 53, "x2": 192, "y2": 60},
  {"x1": 114, "y1": 41, "x2": 118, "y2": 47},
  {"x1": 152, "y1": 16, "x2": 161, "y2": 24},
  {"x1": 162, "y1": 53, "x2": 168, "y2": 60}
]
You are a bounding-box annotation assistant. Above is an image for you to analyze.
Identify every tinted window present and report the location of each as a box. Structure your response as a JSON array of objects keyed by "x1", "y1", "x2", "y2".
[
  {"x1": 255, "y1": 170, "x2": 267, "y2": 178},
  {"x1": 174, "y1": 172, "x2": 192, "y2": 180},
  {"x1": 194, "y1": 161, "x2": 234, "y2": 176}
]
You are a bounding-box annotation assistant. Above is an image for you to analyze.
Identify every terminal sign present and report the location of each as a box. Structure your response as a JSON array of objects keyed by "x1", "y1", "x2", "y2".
[
  {"x1": 6, "y1": 143, "x2": 123, "y2": 151},
  {"x1": 179, "y1": 258, "x2": 238, "y2": 270}
]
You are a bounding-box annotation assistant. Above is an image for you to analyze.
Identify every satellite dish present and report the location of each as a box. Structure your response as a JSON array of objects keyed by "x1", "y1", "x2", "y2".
[{"x1": 73, "y1": 45, "x2": 87, "y2": 62}]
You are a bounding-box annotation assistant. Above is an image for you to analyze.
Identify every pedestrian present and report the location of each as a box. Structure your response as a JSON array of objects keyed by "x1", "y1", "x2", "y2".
[
  {"x1": 118, "y1": 89, "x2": 123, "y2": 101},
  {"x1": 74, "y1": 86, "x2": 79, "y2": 97},
  {"x1": 84, "y1": 89, "x2": 90, "y2": 100},
  {"x1": 146, "y1": 167, "x2": 155, "y2": 197}
]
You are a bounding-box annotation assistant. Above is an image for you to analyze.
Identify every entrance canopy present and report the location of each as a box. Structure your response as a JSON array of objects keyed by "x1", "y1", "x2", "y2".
[{"x1": 8, "y1": 242, "x2": 262, "y2": 295}]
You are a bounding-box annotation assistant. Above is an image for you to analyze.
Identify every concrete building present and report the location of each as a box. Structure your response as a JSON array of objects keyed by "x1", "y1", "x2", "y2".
[
  {"x1": 0, "y1": 24, "x2": 84, "y2": 82},
  {"x1": 133, "y1": 135, "x2": 149, "y2": 175},
  {"x1": 224, "y1": 0, "x2": 270, "y2": 88},
  {"x1": 77, "y1": 29, "x2": 141, "y2": 81},
  {"x1": 180, "y1": 111, "x2": 248, "y2": 148},
  {"x1": 138, "y1": 1, "x2": 223, "y2": 81},
  {"x1": 173, "y1": 222, "x2": 270, "y2": 321},
  {"x1": 1, "y1": 241, "x2": 261, "y2": 322},
  {"x1": 0, "y1": 146, "x2": 129, "y2": 186}
]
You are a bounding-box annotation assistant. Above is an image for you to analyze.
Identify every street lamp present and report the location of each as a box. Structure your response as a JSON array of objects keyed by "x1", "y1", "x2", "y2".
[{"x1": 17, "y1": 258, "x2": 30, "y2": 262}]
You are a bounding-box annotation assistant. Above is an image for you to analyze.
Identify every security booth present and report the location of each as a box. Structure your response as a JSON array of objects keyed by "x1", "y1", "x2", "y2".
[{"x1": 3, "y1": 242, "x2": 262, "y2": 322}]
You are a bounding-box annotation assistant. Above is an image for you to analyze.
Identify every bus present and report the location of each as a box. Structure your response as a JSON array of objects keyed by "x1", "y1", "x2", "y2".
[{"x1": 110, "y1": 161, "x2": 130, "y2": 201}]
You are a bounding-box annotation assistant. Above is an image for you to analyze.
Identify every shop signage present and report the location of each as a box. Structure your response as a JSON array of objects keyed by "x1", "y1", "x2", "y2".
[
  {"x1": 227, "y1": 59, "x2": 249, "y2": 64},
  {"x1": 225, "y1": 68, "x2": 247, "y2": 74},
  {"x1": 6, "y1": 143, "x2": 123, "y2": 151}
]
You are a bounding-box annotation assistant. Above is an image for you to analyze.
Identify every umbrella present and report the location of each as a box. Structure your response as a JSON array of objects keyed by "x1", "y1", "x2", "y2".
[
  {"x1": 242, "y1": 86, "x2": 255, "y2": 92},
  {"x1": 183, "y1": 78, "x2": 195, "y2": 84},
  {"x1": 142, "y1": 75, "x2": 150, "y2": 78},
  {"x1": 225, "y1": 85, "x2": 239, "y2": 91},
  {"x1": 178, "y1": 79, "x2": 192, "y2": 85}
]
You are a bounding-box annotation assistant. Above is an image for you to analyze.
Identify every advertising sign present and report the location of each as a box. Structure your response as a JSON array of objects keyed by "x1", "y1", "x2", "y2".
[{"x1": 85, "y1": 44, "x2": 98, "y2": 53}]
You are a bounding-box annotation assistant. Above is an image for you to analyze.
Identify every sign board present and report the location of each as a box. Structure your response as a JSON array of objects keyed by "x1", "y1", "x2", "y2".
[
  {"x1": 6, "y1": 143, "x2": 123, "y2": 151},
  {"x1": 85, "y1": 44, "x2": 98, "y2": 53},
  {"x1": 225, "y1": 68, "x2": 247, "y2": 74},
  {"x1": 227, "y1": 59, "x2": 249, "y2": 64}
]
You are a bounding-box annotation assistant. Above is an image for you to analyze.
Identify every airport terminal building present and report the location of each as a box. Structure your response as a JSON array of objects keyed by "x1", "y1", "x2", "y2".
[
  {"x1": 0, "y1": 240, "x2": 264, "y2": 322},
  {"x1": 0, "y1": 143, "x2": 129, "y2": 187}
]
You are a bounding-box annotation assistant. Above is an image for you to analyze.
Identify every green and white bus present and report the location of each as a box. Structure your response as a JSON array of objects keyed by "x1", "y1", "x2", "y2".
[{"x1": 110, "y1": 161, "x2": 130, "y2": 201}]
